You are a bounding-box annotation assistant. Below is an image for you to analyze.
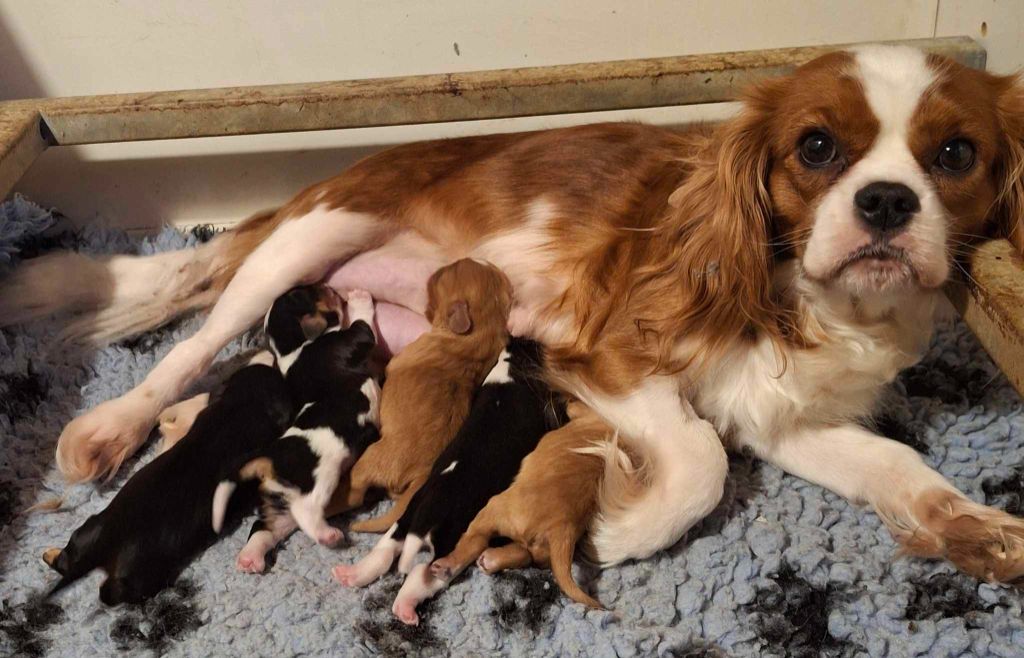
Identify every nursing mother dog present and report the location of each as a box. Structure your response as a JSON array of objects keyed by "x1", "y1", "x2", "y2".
[{"x1": 4, "y1": 45, "x2": 1024, "y2": 582}]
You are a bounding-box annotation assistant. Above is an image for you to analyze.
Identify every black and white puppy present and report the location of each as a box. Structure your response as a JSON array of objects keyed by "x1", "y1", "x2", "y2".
[
  {"x1": 214, "y1": 287, "x2": 381, "y2": 572},
  {"x1": 42, "y1": 354, "x2": 293, "y2": 605},
  {"x1": 334, "y1": 338, "x2": 565, "y2": 625}
]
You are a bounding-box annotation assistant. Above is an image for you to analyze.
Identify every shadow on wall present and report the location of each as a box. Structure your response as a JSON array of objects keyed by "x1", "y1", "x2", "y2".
[{"x1": 13, "y1": 143, "x2": 392, "y2": 232}]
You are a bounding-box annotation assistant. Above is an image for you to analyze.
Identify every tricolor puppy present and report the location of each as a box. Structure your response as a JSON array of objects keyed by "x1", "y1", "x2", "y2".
[
  {"x1": 328, "y1": 258, "x2": 513, "y2": 533},
  {"x1": 430, "y1": 401, "x2": 623, "y2": 609},
  {"x1": 12, "y1": 46, "x2": 1024, "y2": 584},
  {"x1": 42, "y1": 355, "x2": 292, "y2": 605},
  {"x1": 334, "y1": 339, "x2": 566, "y2": 626},
  {"x1": 213, "y1": 287, "x2": 381, "y2": 572}
]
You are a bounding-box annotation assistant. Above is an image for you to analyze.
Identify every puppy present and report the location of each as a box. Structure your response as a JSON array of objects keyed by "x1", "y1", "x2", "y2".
[
  {"x1": 330, "y1": 258, "x2": 513, "y2": 533},
  {"x1": 334, "y1": 338, "x2": 566, "y2": 626},
  {"x1": 42, "y1": 354, "x2": 292, "y2": 605},
  {"x1": 214, "y1": 288, "x2": 381, "y2": 567},
  {"x1": 429, "y1": 402, "x2": 626, "y2": 609}
]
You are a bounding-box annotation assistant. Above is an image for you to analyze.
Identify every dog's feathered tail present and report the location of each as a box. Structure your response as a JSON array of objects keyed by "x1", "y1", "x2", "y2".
[
  {"x1": 212, "y1": 457, "x2": 275, "y2": 533},
  {"x1": 576, "y1": 421, "x2": 725, "y2": 566},
  {"x1": 0, "y1": 210, "x2": 282, "y2": 345}
]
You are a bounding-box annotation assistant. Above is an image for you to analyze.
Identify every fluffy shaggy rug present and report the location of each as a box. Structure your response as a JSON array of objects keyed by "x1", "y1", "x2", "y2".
[{"x1": 1, "y1": 195, "x2": 1023, "y2": 658}]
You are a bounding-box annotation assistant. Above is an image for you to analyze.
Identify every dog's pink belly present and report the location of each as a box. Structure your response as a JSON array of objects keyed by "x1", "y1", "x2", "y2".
[
  {"x1": 326, "y1": 249, "x2": 436, "y2": 356},
  {"x1": 367, "y1": 302, "x2": 430, "y2": 357}
]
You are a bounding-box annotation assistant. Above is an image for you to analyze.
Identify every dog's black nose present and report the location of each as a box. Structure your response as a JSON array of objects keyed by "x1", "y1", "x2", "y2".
[{"x1": 854, "y1": 182, "x2": 920, "y2": 232}]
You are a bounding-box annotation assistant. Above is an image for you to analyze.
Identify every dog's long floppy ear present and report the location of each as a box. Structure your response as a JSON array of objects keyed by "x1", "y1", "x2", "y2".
[
  {"x1": 446, "y1": 300, "x2": 473, "y2": 334},
  {"x1": 652, "y1": 77, "x2": 787, "y2": 363},
  {"x1": 994, "y1": 74, "x2": 1024, "y2": 254}
]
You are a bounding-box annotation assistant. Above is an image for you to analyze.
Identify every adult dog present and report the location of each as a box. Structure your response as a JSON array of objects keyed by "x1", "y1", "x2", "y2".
[{"x1": 3, "y1": 45, "x2": 1023, "y2": 580}]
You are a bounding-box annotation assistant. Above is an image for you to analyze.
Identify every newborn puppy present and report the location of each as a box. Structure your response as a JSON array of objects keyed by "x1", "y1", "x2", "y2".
[
  {"x1": 42, "y1": 354, "x2": 292, "y2": 605},
  {"x1": 334, "y1": 339, "x2": 566, "y2": 626},
  {"x1": 429, "y1": 402, "x2": 624, "y2": 609},
  {"x1": 328, "y1": 258, "x2": 513, "y2": 533},
  {"x1": 214, "y1": 288, "x2": 381, "y2": 569}
]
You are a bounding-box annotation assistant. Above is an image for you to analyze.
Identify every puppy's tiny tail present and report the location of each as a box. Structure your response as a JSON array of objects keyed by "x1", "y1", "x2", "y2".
[
  {"x1": 211, "y1": 481, "x2": 238, "y2": 534},
  {"x1": 549, "y1": 531, "x2": 602, "y2": 609},
  {"x1": 212, "y1": 457, "x2": 275, "y2": 533}
]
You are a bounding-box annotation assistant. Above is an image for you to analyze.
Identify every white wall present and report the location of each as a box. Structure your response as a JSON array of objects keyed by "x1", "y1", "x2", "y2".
[{"x1": 0, "y1": 0, "x2": 1019, "y2": 232}]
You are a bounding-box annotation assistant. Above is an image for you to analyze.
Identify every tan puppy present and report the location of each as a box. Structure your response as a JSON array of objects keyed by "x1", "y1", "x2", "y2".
[
  {"x1": 428, "y1": 402, "x2": 632, "y2": 608},
  {"x1": 156, "y1": 393, "x2": 210, "y2": 452},
  {"x1": 334, "y1": 258, "x2": 512, "y2": 533}
]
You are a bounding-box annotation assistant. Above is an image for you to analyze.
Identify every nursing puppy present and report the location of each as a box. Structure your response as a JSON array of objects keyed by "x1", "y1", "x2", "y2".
[
  {"x1": 42, "y1": 355, "x2": 292, "y2": 605},
  {"x1": 428, "y1": 402, "x2": 623, "y2": 609},
  {"x1": 334, "y1": 339, "x2": 566, "y2": 626},
  {"x1": 329, "y1": 258, "x2": 513, "y2": 533},
  {"x1": 214, "y1": 288, "x2": 381, "y2": 568}
]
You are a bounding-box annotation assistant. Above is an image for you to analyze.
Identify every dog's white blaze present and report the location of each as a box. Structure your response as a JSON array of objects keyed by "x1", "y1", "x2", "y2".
[
  {"x1": 357, "y1": 378, "x2": 381, "y2": 427},
  {"x1": 484, "y1": 349, "x2": 513, "y2": 384},
  {"x1": 441, "y1": 460, "x2": 457, "y2": 474},
  {"x1": 803, "y1": 46, "x2": 949, "y2": 290}
]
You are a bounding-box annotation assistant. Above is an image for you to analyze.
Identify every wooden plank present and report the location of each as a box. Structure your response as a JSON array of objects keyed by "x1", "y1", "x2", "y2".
[
  {"x1": 0, "y1": 106, "x2": 47, "y2": 202},
  {"x1": 947, "y1": 239, "x2": 1024, "y2": 396}
]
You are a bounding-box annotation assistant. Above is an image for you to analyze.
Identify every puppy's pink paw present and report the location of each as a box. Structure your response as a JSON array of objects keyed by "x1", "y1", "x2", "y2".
[
  {"x1": 332, "y1": 564, "x2": 360, "y2": 587},
  {"x1": 392, "y1": 598, "x2": 420, "y2": 626},
  {"x1": 476, "y1": 551, "x2": 498, "y2": 574},
  {"x1": 237, "y1": 552, "x2": 266, "y2": 574},
  {"x1": 318, "y1": 526, "x2": 344, "y2": 547},
  {"x1": 429, "y1": 559, "x2": 455, "y2": 582}
]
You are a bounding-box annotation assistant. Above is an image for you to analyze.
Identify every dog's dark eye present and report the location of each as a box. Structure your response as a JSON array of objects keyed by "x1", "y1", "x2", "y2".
[
  {"x1": 799, "y1": 132, "x2": 837, "y2": 167},
  {"x1": 936, "y1": 138, "x2": 975, "y2": 173}
]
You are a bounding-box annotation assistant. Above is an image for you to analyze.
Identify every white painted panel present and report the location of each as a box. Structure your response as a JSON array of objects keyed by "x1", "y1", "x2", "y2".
[{"x1": 935, "y1": 0, "x2": 1024, "y2": 73}]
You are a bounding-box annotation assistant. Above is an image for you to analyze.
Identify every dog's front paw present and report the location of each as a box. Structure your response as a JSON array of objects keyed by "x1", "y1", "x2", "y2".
[
  {"x1": 893, "y1": 489, "x2": 1024, "y2": 583},
  {"x1": 56, "y1": 393, "x2": 159, "y2": 482}
]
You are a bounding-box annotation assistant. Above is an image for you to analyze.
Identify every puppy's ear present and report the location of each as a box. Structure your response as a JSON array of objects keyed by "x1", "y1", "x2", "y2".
[
  {"x1": 994, "y1": 74, "x2": 1024, "y2": 254},
  {"x1": 446, "y1": 301, "x2": 472, "y2": 334},
  {"x1": 299, "y1": 313, "x2": 328, "y2": 341}
]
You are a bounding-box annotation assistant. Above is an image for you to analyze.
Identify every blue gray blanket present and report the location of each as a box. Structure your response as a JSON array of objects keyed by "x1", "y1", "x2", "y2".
[{"x1": 1, "y1": 195, "x2": 1023, "y2": 657}]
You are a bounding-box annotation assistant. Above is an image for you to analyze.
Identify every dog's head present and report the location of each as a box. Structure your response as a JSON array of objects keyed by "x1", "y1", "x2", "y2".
[
  {"x1": 742, "y1": 46, "x2": 1023, "y2": 296},
  {"x1": 264, "y1": 285, "x2": 343, "y2": 357},
  {"x1": 425, "y1": 258, "x2": 513, "y2": 335},
  {"x1": 643, "y1": 46, "x2": 1023, "y2": 368}
]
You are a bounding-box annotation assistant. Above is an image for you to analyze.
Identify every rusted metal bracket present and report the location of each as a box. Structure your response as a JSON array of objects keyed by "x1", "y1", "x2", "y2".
[{"x1": 0, "y1": 34, "x2": 1019, "y2": 395}]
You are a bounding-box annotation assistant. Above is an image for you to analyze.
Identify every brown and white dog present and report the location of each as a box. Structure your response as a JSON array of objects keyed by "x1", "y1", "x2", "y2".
[{"x1": 3, "y1": 45, "x2": 1024, "y2": 582}]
